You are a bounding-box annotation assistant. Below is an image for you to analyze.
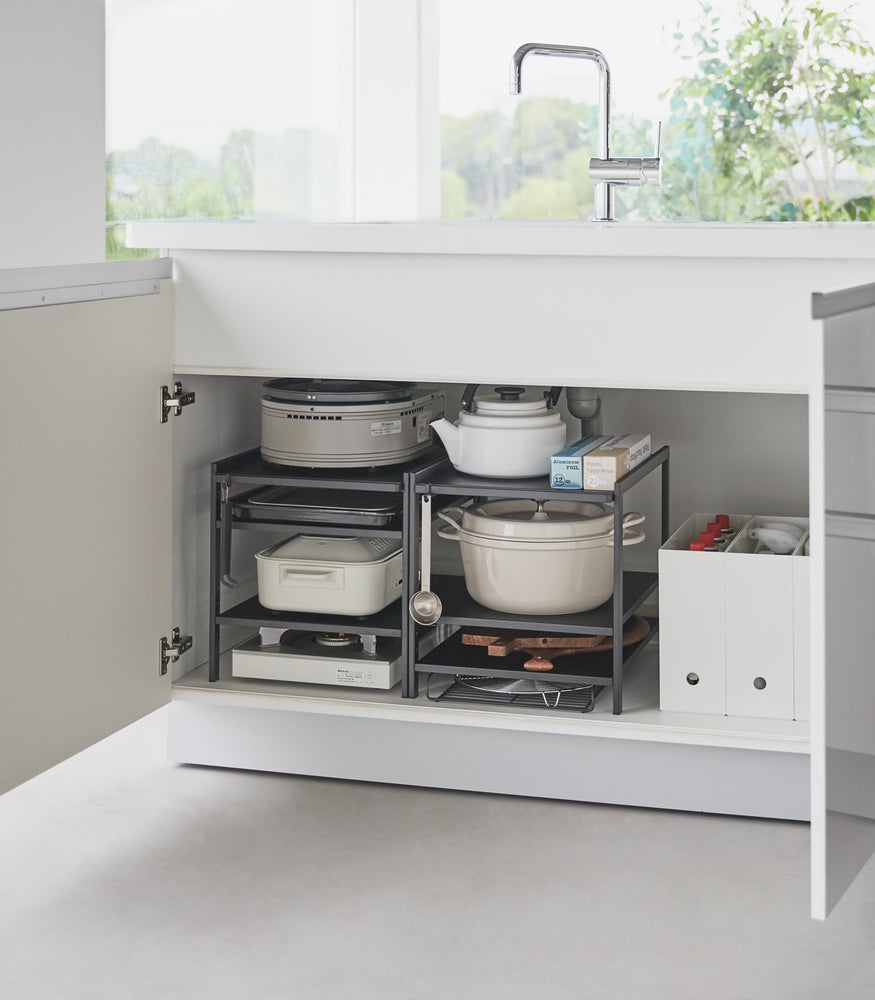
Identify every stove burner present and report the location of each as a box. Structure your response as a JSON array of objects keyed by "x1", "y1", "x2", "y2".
[
  {"x1": 262, "y1": 378, "x2": 417, "y2": 405},
  {"x1": 313, "y1": 632, "x2": 362, "y2": 650}
]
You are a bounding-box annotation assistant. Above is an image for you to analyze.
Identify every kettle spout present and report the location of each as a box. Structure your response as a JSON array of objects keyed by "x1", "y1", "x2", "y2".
[{"x1": 430, "y1": 417, "x2": 461, "y2": 463}]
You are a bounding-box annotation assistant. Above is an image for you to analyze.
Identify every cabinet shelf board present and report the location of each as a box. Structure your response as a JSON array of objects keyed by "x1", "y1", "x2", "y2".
[
  {"x1": 415, "y1": 621, "x2": 659, "y2": 685},
  {"x1": 415, "y1": 446, "x2": 669, "y2": 500},
  {"x1": 427, "y1": 572, "x2": 658, "y2": 635},
  {"x1": 217, "y1": 595, "x2": 403, "y2": 637},
  {"x1": 173, "y1": 648, "x2": 810, "y2": 754}
]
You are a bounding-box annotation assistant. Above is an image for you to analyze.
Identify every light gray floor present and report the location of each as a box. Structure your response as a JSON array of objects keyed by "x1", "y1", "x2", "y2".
[{"x1": 1, "y1": 708, "x2": 873, "y2": 1000}]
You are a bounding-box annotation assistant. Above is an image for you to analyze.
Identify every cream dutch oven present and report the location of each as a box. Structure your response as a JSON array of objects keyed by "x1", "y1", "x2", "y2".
[{"x1": 437, "y1": 500, "x2": 645, "y2": 614}]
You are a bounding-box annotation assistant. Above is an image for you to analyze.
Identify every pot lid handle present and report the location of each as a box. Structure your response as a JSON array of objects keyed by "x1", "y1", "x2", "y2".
[
  {"x1": 531, "y1": 500, "x2": 549, "y2": 521},
  {"x1": 544, "y1": 386, "x2": 563, "y2": 409},
  {"x1": 460, "y1": 384, "x2": 479, "y2": 412}
]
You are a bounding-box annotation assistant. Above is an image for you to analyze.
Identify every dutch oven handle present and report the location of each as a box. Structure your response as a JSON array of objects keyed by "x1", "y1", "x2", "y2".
[
  {"x1": 435, "y1": 506, "x2": 465, "y2": 540},
  {"x1": 621, "y1": 528, "x2": 647, "y2": 546},
  {"x1": 619, "y1": 511, "x2": 646, "y2": 530}
]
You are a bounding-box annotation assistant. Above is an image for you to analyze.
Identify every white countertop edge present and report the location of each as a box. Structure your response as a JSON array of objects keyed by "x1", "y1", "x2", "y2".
[
  {"x1": 813, "y1": 279, "x2": 875, "y2": 318},
  {"x1": 0, "y1": 257, "x2": 171, "y2": 293},
  {"x1": 170, "y1": 684, "x2": 810, "y2": 754},
  {"x1": 128, "y1": 219, "x2": 875, "y2": 260},
  {"x1": 172, "y1": 364, "x2": 807, "y2": 395}
]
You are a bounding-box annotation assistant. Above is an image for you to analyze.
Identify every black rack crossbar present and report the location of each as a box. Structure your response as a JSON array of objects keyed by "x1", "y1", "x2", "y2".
[
  {"x1": 216, "y1": 596, "x2": 404, "y2": 637},
  {"x1": 426, "y1": 674, "x2": 603, "y2": 713}
]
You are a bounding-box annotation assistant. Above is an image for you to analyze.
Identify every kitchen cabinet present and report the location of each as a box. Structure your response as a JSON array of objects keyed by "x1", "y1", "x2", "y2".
[{"x1": 2, "y1": 252, "x2": 871, "y2": 919}]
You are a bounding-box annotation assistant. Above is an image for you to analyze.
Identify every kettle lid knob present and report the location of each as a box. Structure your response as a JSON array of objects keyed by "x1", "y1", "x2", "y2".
[{"x1": 494, "y1": 385, "x2": 525, "y2": 401}]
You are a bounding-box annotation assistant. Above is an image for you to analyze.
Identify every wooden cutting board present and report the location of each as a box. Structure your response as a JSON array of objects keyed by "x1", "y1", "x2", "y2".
[{"x1": 461, "y1": 617, "x2": 650, "y2": 671}]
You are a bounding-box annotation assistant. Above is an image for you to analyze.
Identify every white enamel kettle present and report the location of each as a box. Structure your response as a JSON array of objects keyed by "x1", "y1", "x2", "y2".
[{"x1": 430, "y1": 385, "x2": 567, "y2": 478}]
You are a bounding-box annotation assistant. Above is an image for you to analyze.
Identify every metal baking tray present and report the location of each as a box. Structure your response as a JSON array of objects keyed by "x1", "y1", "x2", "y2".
[{"x1": 232, "y1": 485, "x2": 403, "y2": 527}]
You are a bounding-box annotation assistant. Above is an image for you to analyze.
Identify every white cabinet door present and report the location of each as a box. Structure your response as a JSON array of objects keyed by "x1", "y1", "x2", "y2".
[
  {"x1": 0, "y1": 262, "x2": 175, "y2": 793},
  {"x1": 811, "y1": 285, "x2": 875, "y2": 918}
]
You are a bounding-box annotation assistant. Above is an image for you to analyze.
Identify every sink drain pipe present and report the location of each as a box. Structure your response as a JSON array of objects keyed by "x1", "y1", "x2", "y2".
[{"x1": 566, "y1": 386, "x2": 603, "y2": 437}]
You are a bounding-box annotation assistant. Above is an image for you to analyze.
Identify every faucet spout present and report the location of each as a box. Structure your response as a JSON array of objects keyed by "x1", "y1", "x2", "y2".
[
  {"x1": 510, "y1": 43, "x2": 613, "y2": 222},
  {"x1": 510, "y1": 42, "x2": 662, "y2": 222}
]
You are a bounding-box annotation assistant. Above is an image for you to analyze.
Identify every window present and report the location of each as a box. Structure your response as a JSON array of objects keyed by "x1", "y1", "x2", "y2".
[
  {"x1": 106, "y1": 0, "x2": 875, "y2": 258},
  {"x1": 106, "y1": 0, "x2": 356, "y2": 257}
]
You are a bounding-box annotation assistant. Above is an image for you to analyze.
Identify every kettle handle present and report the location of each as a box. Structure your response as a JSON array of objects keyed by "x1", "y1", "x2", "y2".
[
  {"x1": 460, "y1": 384, "x2": 479, "y2": 412},
  {"x1": 544, "y1": 386, "x2": 563, "y2": 409}
]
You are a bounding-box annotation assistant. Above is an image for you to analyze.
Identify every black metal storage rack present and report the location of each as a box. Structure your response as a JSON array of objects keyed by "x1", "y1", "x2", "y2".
[
  {"x1": 406, "y1": 446, "x2": 670, "y2": 714},
  {"x1": 209, "y1": 446, "x2": 446, "y2": 696}
]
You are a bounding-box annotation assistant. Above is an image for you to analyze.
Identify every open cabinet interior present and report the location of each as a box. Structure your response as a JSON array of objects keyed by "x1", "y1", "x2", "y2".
[{"x1": 170, "y1": 374, "x2": 811, "y2": 770}]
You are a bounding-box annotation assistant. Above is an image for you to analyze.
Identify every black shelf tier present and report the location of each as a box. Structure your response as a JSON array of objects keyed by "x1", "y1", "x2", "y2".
[
  {"x1": 219, "y1": 520, "x2": 403, "y2": 539},
  {"x1": 217, "y1": 595, "x2": 404, "y2": 637},
  {"x1": 414, "y1": 445, "x2": 670, "y2": 501},
  {"x1": 425, "y1": 572, "x2": 658, "y2": 636},
  {"x1": 213, "y1": 446, "x2": 447, "y2": 492},
  {"x1": 416, "y1": 619, "x2": 659, "y2": 687}
]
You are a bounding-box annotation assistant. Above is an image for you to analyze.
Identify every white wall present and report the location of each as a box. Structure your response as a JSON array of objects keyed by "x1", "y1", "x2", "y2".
[{"x1": 0, "y1": 0, "x2": 105, "y2": 267}]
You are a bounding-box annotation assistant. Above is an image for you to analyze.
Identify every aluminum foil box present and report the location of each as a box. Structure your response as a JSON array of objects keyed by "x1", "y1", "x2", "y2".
[{"x1": 550, "y1": 435, "x2": 611, "y2": 489}]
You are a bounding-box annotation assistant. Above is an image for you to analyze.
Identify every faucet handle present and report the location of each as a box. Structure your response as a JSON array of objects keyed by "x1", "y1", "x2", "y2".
[
  {"x1": 642, "y1": 120, "x2": 663, "y2": 187},
  {"x1": 589, "y1": 119, "x2": 663, "y2": 189}
]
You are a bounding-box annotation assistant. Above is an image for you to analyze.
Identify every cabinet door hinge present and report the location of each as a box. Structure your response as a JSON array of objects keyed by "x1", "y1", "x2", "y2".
[
  {"x1": 159, "y1": 627, "x2": 193, "y2": 676},
  {"x1": 161, "y1": 382, "x2": 196, "y2": 423}
]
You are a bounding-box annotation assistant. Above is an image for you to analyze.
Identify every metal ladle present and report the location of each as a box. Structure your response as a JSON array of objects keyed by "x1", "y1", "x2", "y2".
[{"x1": 409, "y1": 494, "x2": 442, "y2": 626}]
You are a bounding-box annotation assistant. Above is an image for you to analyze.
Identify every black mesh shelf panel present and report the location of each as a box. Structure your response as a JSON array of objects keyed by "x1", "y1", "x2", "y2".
[{"x1": 425, "y1": 673, "x2": 603, "y2": 713}]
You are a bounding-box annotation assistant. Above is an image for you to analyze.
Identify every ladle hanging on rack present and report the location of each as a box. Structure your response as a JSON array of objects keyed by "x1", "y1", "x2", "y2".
[{"x1": 409, "y1": 495, "x2": 442, "y2": 626}]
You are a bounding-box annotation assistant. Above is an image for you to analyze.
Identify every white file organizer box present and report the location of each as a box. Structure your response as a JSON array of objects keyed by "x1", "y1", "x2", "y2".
[
  {"x1": 724, "y1": 517, "x2": 810, "y2": 721},
  {"x1": 658, "y1": 514, "x2": 752, "y2": 714}
]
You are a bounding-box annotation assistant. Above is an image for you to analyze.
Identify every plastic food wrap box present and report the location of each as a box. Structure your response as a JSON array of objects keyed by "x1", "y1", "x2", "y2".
[{"x1": 658, "y1": 514, "x2": 810, "y2": 721}]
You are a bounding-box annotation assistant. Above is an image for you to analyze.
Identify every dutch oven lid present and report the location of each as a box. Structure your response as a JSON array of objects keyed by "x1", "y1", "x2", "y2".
[
  {"x1": 463, "y1": 499, "x2": 614, "y2": 539},
  {"x1": 262, "y1": 378, "x2": 418, "y2": 405}
]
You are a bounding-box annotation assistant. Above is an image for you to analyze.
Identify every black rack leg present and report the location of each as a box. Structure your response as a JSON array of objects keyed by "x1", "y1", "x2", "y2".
[
  {"x1": 612, "y1": 487, "x2": 625, "y2": 714},
  {"x1": 404, "y1": 474, "x2": 419, "y2": 698},
  {"x1": 661, "y1": 454, "x2": 671, "y2": 545},
  {"x1": 208, "y1": 476, "x2": 222, "y2": 682},
  {"x1": 401, "y1": 473, "x2": 411, "y2": 697}
]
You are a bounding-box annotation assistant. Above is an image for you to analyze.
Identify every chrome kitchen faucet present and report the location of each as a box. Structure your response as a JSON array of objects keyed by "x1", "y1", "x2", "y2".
[{"x1": 509, "y1": 43, "x2": 662, "y2": 222}]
